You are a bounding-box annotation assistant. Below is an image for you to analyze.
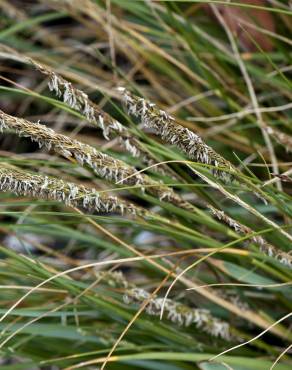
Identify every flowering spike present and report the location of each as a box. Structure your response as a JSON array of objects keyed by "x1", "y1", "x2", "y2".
[
  {"x1": 119, "y1": 88, "x2": 235, "y2": 181},
  {"x1": 0, "y1": 166, "x2": 147, "y2": 218},
  {"x1": 123, "y1": 288, "x2": 236, "y2": 341}
]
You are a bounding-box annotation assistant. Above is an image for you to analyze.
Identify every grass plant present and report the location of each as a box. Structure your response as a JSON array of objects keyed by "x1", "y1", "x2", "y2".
[{"x1": 0, "y1": 1, "x2": 291, "y2": 369}]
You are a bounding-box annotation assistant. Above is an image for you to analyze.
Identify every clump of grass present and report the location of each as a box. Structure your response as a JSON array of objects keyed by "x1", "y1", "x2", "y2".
[{"x1": 0, "y1": 1, "x2": 292, "y2": 370}]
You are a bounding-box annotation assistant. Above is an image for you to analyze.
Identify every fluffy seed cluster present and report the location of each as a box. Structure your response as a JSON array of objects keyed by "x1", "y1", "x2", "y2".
[
  {"x1": 123, "y1": 288, "x2": 233, "y2": 341},
  {"x1": 0, "y1": 166, "x2": 145, "y2": 217},
  {"x1": 48, "y1": 71, "x2": 95, "y2": 122},
  {"x1": 209, "y1": 206, "x2": 292, "y2": 268},
  {"x1": 32, "y1": 59, "x2": 176, "y2": 175},
  {"x1": 118, "y1": 87, "x2": 235, "y2": 181},
  {"x1": 0, "y1": 110, "x2": 186, "y2": 205}
]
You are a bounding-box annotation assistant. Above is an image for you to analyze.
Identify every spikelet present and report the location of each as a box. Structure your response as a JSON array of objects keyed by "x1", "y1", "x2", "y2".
[
  {"x1": 0, "y1": 110, "x2": 192, "y2": 209},
  {"x1": 0, "y1": 166, "x2": 147, "y2": 218},
  {"x1": 208, "y1": 206, "x2": 292, "y2": 269},
  {"x1": 118, "y1": 88, "x2": 235, "y2": 182},
  {"x1": 124, "y1": 288, "x2": 234, "y2": 341}
]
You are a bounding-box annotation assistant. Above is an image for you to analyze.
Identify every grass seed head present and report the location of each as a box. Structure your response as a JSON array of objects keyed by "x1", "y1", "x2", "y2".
[
  {"x1": 119, "y1": 88, "x2": 235, "y2": 182},
  {"x1": 0, "y1": 166, "x2": 145, "y2": 217}
]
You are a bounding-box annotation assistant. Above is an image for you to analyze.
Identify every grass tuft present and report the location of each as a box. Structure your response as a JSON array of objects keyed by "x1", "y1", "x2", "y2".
[{"x1": 0, "y1": 1, "x2": 291, "y2": 369}]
